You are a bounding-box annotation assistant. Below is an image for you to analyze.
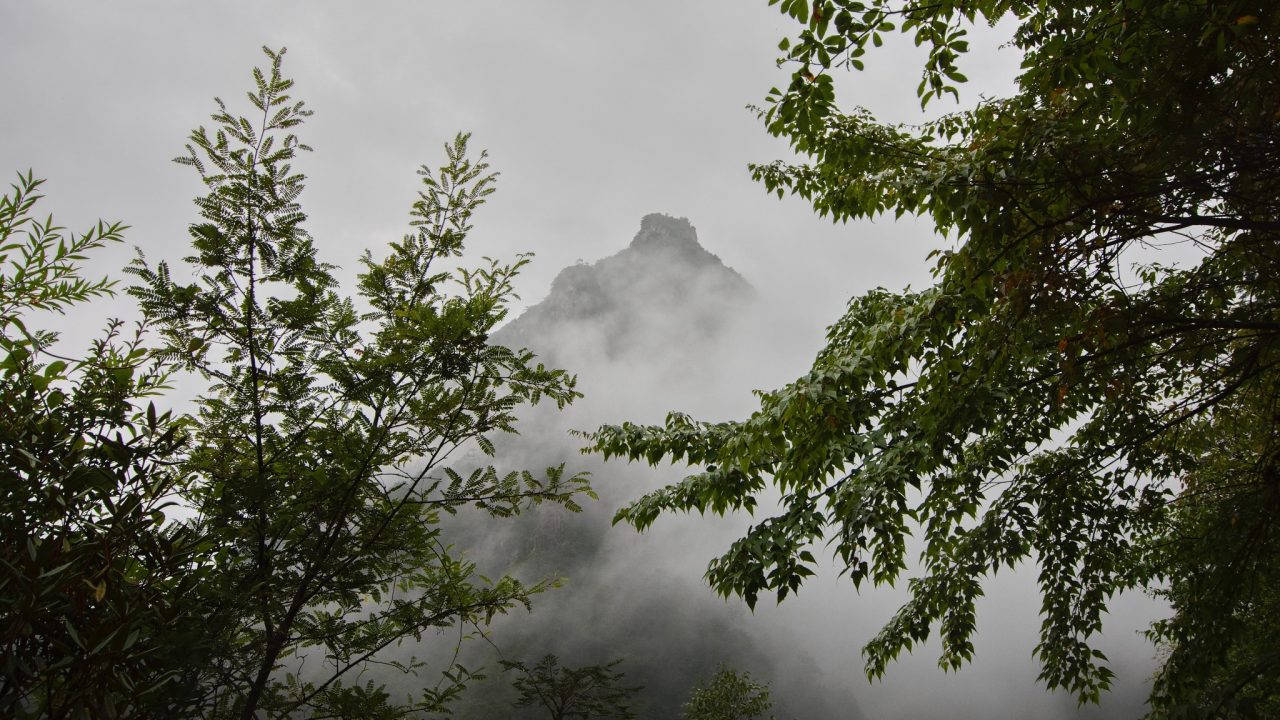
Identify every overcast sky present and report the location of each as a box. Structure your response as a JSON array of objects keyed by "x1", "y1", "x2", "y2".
[
  {"x1": 1, "y1": 3, "x2": 1159, "y2": 717},
  {"x1": 0, "y1": 1, "x2": 1025, "y2": 331}
]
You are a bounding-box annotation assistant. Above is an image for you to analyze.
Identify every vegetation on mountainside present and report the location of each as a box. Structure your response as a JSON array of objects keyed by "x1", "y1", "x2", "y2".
[
  {"x1": 680, "y1": 666, "x2": 775, "y2": 720},
  {"x1": 502, "y1": 655, "x2": 641, "y2": 720}
]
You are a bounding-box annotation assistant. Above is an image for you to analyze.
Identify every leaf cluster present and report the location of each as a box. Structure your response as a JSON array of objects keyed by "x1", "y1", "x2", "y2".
[
  {"x1": 589, "y1": 1, "x2": 1280, "y2": 711},
  {"x1": 1, "y1": 173, "x2": 208, "y2": 718}
]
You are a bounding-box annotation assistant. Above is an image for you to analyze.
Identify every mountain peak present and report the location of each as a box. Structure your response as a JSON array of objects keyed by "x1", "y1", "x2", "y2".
[
  {"x1": 627, "y1": 213, "x2": 725, "y2": 270},
  {"x1": 632, "y1": 213, "x2": 698, "y2": 249},
  {"x1": 493, "y1": 214, "x2": 753, "y2": 360}
]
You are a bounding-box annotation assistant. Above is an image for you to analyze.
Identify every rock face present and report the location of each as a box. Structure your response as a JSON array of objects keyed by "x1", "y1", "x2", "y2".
[{"x1": 493, "y1": 213, "x2": 753, "y2": 362}]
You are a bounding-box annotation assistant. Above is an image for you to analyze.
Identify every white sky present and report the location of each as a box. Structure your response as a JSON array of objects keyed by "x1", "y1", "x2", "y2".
[
  {"x1": 1, "y1": 3, "x2": 1157, "y2": 717},
  {"x1": 0, "y1": 1, "x2": 1016, "y2": 334}
]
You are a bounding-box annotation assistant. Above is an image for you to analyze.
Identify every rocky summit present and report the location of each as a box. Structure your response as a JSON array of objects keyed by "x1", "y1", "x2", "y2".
[{"x1": 493, "y1": 213, "x2": 753, "y2": 361}]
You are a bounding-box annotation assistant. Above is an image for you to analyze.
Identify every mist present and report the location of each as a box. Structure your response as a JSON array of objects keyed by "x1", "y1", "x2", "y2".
[{"x1": 429, "y1": 215, "x2": 1161, "y2": 719}]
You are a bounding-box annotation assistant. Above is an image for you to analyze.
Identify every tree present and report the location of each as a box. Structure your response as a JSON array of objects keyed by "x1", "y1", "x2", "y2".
[
  {"x1": 501, "y1": 654, "x2": 641, "y2": 720},
  {"x1": 680, "y1": 666, "x2": 774, "y2": 720},
  {"x1": 1146, "y1": 388, "x2": 1280, "y2": 718},
  {"x1": 126, "y1": 48, "x2": 592, "y2": 718},
  {"x1": 0, "y1": 173, "x2": 207, "y2": 718},
  {"x1": 587, "y1": 0, "x2": 1279, "y2": 713}
]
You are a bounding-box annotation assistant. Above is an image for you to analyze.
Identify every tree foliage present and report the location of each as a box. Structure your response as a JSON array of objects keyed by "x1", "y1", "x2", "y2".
[
  {"x1": 588, "y1": 1, "x2": 1279, "y2": 713},
  {"x1": 501, "y1": 654, "x2": 641, "y2": 720},
  {"x1": 0, "y1": 173, "x2": 206, "y2": 718},
  {"x1": 679, "y1": 666, "x2": 774, "y2": 720},
  {"x1": 116, "y1": 47, "x2": 592, "y2": 718},
  {"x1": 1146, "y1": 388, "x2": 1280, "y2": 718}
]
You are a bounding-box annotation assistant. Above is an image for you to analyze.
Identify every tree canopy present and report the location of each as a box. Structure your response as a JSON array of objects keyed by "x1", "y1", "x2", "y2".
[
  {"x1": 501, "y1": 655, "x2": 641, "y2": 720},
  {"x1": 2, "y1": 48, "x2": 594, "y2": 719},
  {"x1": 1, "y1": 173, "x2": 207, "y2": 719},
  {"x1": 128, "y1": 47, "x2": 595, "y2": 719},
  {"x1": 588, "y1": 1, "x2": 1279, "y2": 714},
  {"x1": 679, "y1": 666, "x2": 774, "y2": 720}
]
